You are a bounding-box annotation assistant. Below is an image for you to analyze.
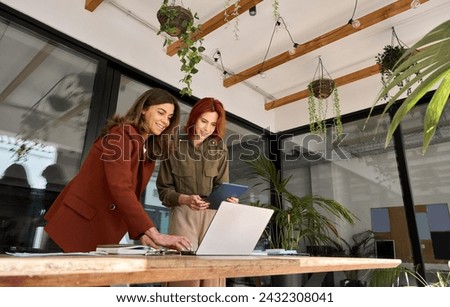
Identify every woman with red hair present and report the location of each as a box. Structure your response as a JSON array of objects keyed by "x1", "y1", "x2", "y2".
[{"x1": 157, "y1": 97, "x2": 236, "y2": 287}]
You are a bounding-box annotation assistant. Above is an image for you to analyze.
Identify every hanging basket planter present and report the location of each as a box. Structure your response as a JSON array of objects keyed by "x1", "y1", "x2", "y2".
[
  {"x1": 309, "y1": 78, "x2": 336, "y2": 99},
  {"x1": 374, "y1": 27, "x2": 418, "y2": 99},
  {"x1": 307, "y1": 57, "x2": 343, "y2": 138},
  {"x1": 376, "y1": 44, "x2": 406, "y2": 74},
  {"x1": 157, "y1": 5, "x2": 193, "y2": 37}
]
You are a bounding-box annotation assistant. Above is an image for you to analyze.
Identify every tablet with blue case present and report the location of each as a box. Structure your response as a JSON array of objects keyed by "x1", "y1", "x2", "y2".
[{"x1": 205, "y1": 182, "x2": 248, "y2": 209}]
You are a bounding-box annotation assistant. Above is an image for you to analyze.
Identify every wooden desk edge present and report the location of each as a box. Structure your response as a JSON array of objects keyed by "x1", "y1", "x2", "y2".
[{"x1": 0, "y1": 255, "x2": 402, "y2": 287}]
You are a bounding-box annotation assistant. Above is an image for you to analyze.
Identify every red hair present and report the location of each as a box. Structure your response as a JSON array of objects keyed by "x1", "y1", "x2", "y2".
[{"x1": 185, "y1": 97, "x2": 226, "y2": 140}]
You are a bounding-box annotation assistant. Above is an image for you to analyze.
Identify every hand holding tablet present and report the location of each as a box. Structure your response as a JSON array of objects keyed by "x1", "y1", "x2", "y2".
[{"x1": 204, "y1": 183, "x2": 249, "y2": 209}]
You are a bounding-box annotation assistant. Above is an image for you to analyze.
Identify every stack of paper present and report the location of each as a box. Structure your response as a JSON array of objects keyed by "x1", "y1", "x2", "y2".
[{"x1": 95, "y1": 244, "x2": 159, "y2": 255}]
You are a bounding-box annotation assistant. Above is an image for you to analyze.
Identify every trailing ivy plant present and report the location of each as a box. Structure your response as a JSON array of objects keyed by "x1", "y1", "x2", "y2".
[
  {"x1": 224, "y1": 0, "x2": 240, "y2": 40},
  {"x1": 307, "y1": 80, "x2": 343, "y2": 138},
  {"x1": 157, "y1": 0, "x2": 205, "y2": 96}
]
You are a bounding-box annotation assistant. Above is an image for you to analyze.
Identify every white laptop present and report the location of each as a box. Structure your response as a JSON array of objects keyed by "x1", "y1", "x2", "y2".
[{"x1": 184, "y1": 201, "x2": 273, "y2": 256}]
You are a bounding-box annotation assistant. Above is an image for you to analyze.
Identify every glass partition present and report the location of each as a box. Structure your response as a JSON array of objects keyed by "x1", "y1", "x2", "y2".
[
  {"x1": 402, "y1": 102, "x2": 450, "y2": 276},
  {"x1": 0, "y1": 17, "x2": 98, "y2": 251},
  {"x1": 280, "y1": 114, "x2": 409, "y2": 284}
]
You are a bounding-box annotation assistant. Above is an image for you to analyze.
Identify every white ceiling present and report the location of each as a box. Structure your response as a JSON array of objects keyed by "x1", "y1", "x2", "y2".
[
  {"x1": 150, "y1": 0, "x2": 447, "y2": 95},
  {"x1": 1, "y1": 0, "x2": 450, "y2": 133}
]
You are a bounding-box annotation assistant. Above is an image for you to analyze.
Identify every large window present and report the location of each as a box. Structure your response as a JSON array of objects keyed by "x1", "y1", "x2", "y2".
[
  {"x1": 0, "y1": 7, "x2": 270, "y2": 252},
  {"x1": 281, "y1": 113, "x2": 404, "y2": 241},
  {"x1": 402, "y1": 103, "x2": 450, "y2": 273},
  {"x1": 278, "y1": 98, "x2": 450, "y2": 284},
  {"x1": 0, "y1": 16, "x2": 98, "y2": 251}
]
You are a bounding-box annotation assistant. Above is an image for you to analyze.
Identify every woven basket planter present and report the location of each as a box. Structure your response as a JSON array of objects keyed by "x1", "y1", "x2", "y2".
[
  {"x1": 309, "y1": 78, "x2": 336, "y2": 99},
  {"x1": 157, "y1": 5, "x2": 193, "y2": 37}
]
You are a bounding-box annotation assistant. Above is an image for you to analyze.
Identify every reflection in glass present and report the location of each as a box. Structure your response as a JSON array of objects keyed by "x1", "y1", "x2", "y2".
[
  {"x1": 0, "y1": 16, "x2": 97, "y2": 252},
  {"x1": 280, "y1": 114, "x2": 404, "y2": 262},
  {"x1": 403, "y1": 103, "x2": 450, "y2": 269}
]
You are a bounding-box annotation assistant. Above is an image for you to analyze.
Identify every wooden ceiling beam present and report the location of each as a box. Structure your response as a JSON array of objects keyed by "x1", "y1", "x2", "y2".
[
  {"x1": 264, "y1": 64, "x2": 381, "y2": 110},
  {"x1": 85, "y1": 0, "x2": 104, "y2": 12},
  {"x1": 224, "y1": 0, "x2": 429, "y2": 88},
  {"x1": 166, "y1": 0, "x2": 264, "y2": 56}
]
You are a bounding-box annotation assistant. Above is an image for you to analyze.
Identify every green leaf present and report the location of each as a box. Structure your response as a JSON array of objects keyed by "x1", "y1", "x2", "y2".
[
  {"x1": 422, "y1": 75, "x2": 450, "y2": 153},
  {"x1": 384, "y1": 66, "x2": 450, "y2": 147},
  {"x1": 368, "y1": 20, "x2": 450, "y2": 154}
]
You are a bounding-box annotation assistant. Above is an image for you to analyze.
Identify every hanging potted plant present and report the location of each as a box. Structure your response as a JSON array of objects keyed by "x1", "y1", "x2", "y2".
[
  {"x1": 376, "y1": 44, "x2": 406, "y2": 83},
  {"x1": 307, "y1": 57, "x2": 343, "y2": 138},
  {"x1": 369, "y1": 20, "x2": 450, "y2": 155},
  {"x1": 157, "y1": 0, "x2": 193, "y2": 37},
  {"x1": 374, "y1": 27, "x2": 419, "y2": 101},
  {"x1": 157, "y1": 0, "x2": 205, "y2": 96},
  {"x1": 375, "y1": 27, "x2": 408, "y2": 89}
]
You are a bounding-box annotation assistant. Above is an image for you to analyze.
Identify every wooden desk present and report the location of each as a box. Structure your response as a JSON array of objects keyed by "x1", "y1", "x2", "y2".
[{"x1": 0, "y1": 254, "x2": 401, "y2": 286}]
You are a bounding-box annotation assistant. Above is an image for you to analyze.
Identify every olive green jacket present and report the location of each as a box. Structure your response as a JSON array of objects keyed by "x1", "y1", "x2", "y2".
[{"x1": 156, "y1": 136, "x2": 229, "y2": 207}]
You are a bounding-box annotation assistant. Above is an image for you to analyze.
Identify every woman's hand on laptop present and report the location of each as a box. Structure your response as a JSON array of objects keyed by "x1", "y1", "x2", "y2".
[
  {"x1": 226, "y1": 196, "x2": 239, "y2": 203},
  {"x1": 141, "y1": 227, "x2": 192, "y2": 251},
  {"x1": 179, "y1": 194, "x2": 210, "y2": 210}
]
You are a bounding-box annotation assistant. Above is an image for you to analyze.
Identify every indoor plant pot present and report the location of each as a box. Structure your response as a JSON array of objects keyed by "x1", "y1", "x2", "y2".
[
  {"x1": 307, "y1": 78, "x2": 342, "y2": 137},
  {"x1": 157, "y1": 4, "x2": 193, "y2": 37},
  {"x1": 375, "y1": 44, "x2": 406, "y2": 87},
  {"x1": 309, "y1": 78, "x2": 335, "y2": 99}
]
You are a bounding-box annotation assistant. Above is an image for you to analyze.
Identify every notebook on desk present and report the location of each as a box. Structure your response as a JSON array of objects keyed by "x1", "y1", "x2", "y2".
[{"x1": 183, "y1": 201, "x2": 273, "y2": 256}]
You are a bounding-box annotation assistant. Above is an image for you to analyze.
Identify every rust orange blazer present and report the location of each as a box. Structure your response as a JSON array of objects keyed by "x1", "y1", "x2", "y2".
[{"x1": 44, "y1": 125, "x2": 155, "y2": 252}]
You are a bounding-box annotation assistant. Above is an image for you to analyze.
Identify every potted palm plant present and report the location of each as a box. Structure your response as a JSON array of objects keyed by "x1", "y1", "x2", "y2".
[
  {"x1": 246, "y1": 155, "x2": 356, "y2": 251},
  {"x1": 157, "y1": 0, "x2": 205, "y2": 96},
  {"x1": 246, "y1": 155, "x2": 355, "y2": 286}
]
